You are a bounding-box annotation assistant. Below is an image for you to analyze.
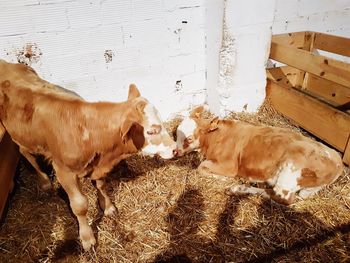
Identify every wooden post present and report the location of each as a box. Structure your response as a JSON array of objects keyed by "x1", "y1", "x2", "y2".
[
  {"x1": 0, "y1": 126, "x2": 20, "y2": 218},
  {"x1": 343, "y1": 137, "x2": 350, "y2": 165}
]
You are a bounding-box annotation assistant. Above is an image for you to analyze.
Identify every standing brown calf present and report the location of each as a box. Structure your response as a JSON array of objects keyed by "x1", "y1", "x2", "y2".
[
  {"x1": 175, "y1": 107, "x2": 344, "y2": 205},
  {"x1": 0, "y1": 67, "x2": 176, "y2": 250},
  {"x1": 0, "y1": 60, "x2": 82, "y2": 190}
]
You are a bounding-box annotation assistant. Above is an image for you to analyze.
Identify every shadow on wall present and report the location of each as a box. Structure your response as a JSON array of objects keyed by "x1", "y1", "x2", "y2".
[{"x1": 154, "y1": 187, "x2": 350, "y2": 263}]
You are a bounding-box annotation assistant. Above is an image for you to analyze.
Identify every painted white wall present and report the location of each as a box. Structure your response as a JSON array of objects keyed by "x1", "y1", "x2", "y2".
[
  {"x1": 273, "y1": 0, "x2": 350, "y2": 36},
  {"x1": 212, "y1": 0, "x2": 350, "y2": 117},
  {"x1": 212, "y1": 0, "x2": 277, "y2": 117},
  {"x1": 205, "y1": 0, "x2": 225, "y2": 116},
  {"x1": 0, "y1": 0, "x2": 207, "y2": 120},
  {"x1": 272, "y1": 0, "x2": 350, "y2": 64},
  {"x1": 0, "y1": 0, "x2": 349, "y2": 119}
]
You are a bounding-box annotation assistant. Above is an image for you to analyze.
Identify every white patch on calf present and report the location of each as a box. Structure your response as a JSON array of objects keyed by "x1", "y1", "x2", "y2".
[
  {"x1": 144, "y1": 102, "x2": 171, "y2": 137},
  {"x1": 141, "y1": 102, "x2": 176, "y2": 159},
  {"x1": 82, "y1": 129, "x2": 90, "y2": 141},
  {"x1": 323, "y1": 150, "x2": 331, "y2": 158},
  {"x1": 176, "y1": 117, "x2": 197, "y2": 152},
  {"x1": 144, "y1": 103, "x2": 162, "y2": 128},
  {"x1": 178, "y1": 117, "x2": 197, "y2": 137},
  {"x1": 273, "y1": 162, "x2": 301, "y2": 200},
  {"x1": 142, "y1": 142, "x2": 173, "y2": 159},
  {"x1": 298, "y1": 187, "x2": 322, "y2": 199}
]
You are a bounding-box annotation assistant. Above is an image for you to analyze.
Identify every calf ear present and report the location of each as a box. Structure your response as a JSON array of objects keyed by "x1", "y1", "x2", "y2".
[
  {"x1": 190, "y1": 106, "x2": 205, "y2": 119},
  {"x1": 208, "y1": 117, "x2": 219, "y2": 132},
  {"x1": 120, "y1": 119, "x2": 134, "y2": 144},
  {"x1": 120, "y1": 119, "x2": 145, "y2": 149},
  {"x1": 128, "y1": 84, "x2": 141, "y2": 100},
  {"x1": 136, "y1": 100, "x2": 147, "y2": 114}
]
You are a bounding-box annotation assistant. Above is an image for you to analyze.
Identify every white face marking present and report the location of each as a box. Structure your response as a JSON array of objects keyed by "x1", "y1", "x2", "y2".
[
  {"x1": 140, "y1": 102, "x2": 176, "y2": 159},
  {"x1": 176, "y1": 117, "x2": 199, "y2": 154},
  {"x1": 144, "y1": 103, "x2": 162, "y2": 129},
  {"x1": 178, "y1": 117, "x2": 196, "y2": 137},
  {"x1": 141, "y1": 142, "x2": 174, "y2": 159},
  {"x1": 273, "y1": 162, "x2": 301, "y2": 200}
]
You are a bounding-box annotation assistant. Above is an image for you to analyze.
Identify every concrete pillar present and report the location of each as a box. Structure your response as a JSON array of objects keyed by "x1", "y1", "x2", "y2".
[
  {"x1": 205, "y1": 0, "x2": 225, "y2": 116},
  {"x1": 210, "y1": 0, "x2": 277, "y2": 117}
]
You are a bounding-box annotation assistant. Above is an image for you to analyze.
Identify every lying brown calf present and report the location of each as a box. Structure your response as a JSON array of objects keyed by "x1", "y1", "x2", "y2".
[
  {"x1": 175, "y1": 106, "x2": 344, "y2": 205},
  {"x1": 0, "y1": 74, "x2": 176, "y2": 250}
]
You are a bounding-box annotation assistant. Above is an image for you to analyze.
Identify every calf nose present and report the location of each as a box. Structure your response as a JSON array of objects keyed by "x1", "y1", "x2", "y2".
[{"x1": 173, "y1": 149, "x2": 179, "y2": 157}]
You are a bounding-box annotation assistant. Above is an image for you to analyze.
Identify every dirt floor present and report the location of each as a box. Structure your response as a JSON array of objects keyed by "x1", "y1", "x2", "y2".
[{"x1": 0, "y1": 102, "x2": 349, "y2": 263}]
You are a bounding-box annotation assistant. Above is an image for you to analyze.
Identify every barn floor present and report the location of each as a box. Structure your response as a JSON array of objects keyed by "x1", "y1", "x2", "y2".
[{"x1": 0, "y1": 102, "x2": 349, "y2": 263}]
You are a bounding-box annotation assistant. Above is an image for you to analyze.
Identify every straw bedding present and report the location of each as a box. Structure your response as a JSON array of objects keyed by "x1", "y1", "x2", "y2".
[{"x1": 0, "y1": 100, "x2": 349, "y2": 263}]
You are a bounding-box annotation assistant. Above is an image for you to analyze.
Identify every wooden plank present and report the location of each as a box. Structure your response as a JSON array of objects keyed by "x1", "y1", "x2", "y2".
[
  {"x1": 266, "y1": 80, "x2": 350, "y2": 152},
  {"x1": 0, "y1": 132, "x2": 20, "y2": 218},
  {"x1": 313, "y1": 32, "x2": 350, "y2": 57},
  {"x1": 272, "y1": 32, "x2": 307, "y2": 49},
  {"x1": 304, "y1": 73, "x2": 350, "y2": 108},
  {"x1": 266, "y1": 66, "x2": 299, "y2": 88},
  {"x1": 270, "y1": 41, "x2": 350, "y2": 88},
  {"x1": 267, "y1": 66, "x2": 350, "y2": 110},
  {"x1": 295, "y1": 32, "x2": 315, "y2": 88},
  {"x1": 343, "y1": 137, "x2": 350, "y2": 165}
]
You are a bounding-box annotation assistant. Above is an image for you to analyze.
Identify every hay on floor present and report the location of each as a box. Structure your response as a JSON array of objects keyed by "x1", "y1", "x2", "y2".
[{"x1": 0, "y1": 100, "x2": 349, "y2": 263}]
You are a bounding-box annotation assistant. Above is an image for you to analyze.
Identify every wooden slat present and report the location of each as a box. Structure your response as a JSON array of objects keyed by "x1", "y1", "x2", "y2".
[
  {"x1": 270, "y1": 41, "x2": 350, "y2": 88},
  {"x1": 272, "y1": 32, "x2": 307, "y2": 49},
  {"x1": 0, "y1": 132, "x2": 19, "y2": 218},
  {"x1": 268, "y1": 66, "x2": 350, "y2": 109},
  {"x1": 304, "y1": 73, "x2": 350, "y2": 108},
  {"x1": 266, "y1": 66, "x2": 299, "y2": 88},
  {"x1": 313, "y1": 32, "x2": 350, "y2": 57},
  {"x1": 295, "y1": 32, "x2": 315, "y2": 88},
  {"x1": 343, "y1": 138, "x2": 350, "y2": 165},
  {"x1": 266, "y1": 80, "x2": 350, "y2": 152}
]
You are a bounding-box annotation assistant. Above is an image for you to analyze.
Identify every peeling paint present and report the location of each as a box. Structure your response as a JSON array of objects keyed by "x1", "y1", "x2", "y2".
[
  {"x1": 104, "y1": 49, "x2": 114, "y2": 63},
  {"x1": 12, "y1": 43, "x2": 42, "y2": 65}
]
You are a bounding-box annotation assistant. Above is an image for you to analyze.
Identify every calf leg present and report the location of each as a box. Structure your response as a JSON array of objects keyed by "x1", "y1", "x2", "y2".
[
  {"x1": 298, "y1": 187, "x2": 322, "y2": 199},
  {"x1": 20, "y1": 147, "x2": 51, "y2": 190},
  {"x1": 227, "y1": 184, "x2": 270, "y2": 198},
  {"x1": 55, "y1": 167, "x2": 96, "y2": 251},
  {"x1": 228, "y1": 184, "x2": 296, "y2": 205},
  {"x1": 95, "y1": 178, "x2": 117, "y2": 216},
  {"x1": 198, "y1": 160, "x2": 238, "y2": 178}
]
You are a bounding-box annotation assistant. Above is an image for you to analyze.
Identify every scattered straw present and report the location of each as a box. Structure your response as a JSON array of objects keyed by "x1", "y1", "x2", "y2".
[{"x1": 0, "y1": 100, "x2": 349, "y2": 263}]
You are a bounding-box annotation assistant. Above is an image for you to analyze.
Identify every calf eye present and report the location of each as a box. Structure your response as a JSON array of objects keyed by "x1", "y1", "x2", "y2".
[{"x1": 147, "y1": 124, "x2": 162, "y2": 135}]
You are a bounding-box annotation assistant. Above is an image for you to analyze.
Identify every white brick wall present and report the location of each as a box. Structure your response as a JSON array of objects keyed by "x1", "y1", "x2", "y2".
[
  {"x1": 212, "y1": 0, "x2": 276, "y2": 116},
  {"x1": 272, "y1": 0, "x2": 350, "y2": 64},
  {"x1": 211, "y1": 0, "x2": 350, "y2": 116},
  {"x1": 0, "y1": 0, "x2": 207, "y2": 119},
  {"x1": 273, "y1": 0, "x2": 350, "y2": 35},
  {"x1": 0, "y1": 0, "x2": 349, "y2": 119}
]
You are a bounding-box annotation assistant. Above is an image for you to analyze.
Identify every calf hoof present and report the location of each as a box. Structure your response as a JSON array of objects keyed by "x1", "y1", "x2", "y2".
[
  {"x1": 104, "y1": 205, "x2": 117, "y2": 217},
  {"x1": 225, "y1": 185, "x2": 246, "y2": 195},
  {"x1": 81, "y1": 235, "x2": 96, "y2": 251}
]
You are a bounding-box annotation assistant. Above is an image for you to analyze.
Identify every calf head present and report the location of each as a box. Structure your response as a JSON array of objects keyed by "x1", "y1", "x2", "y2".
[
  {"x1": 121, "y1": 84, "x2": 177, "y2": 159},
  {"x1": 176, "y1": 106, "x2": 219, "y2": 156}
]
